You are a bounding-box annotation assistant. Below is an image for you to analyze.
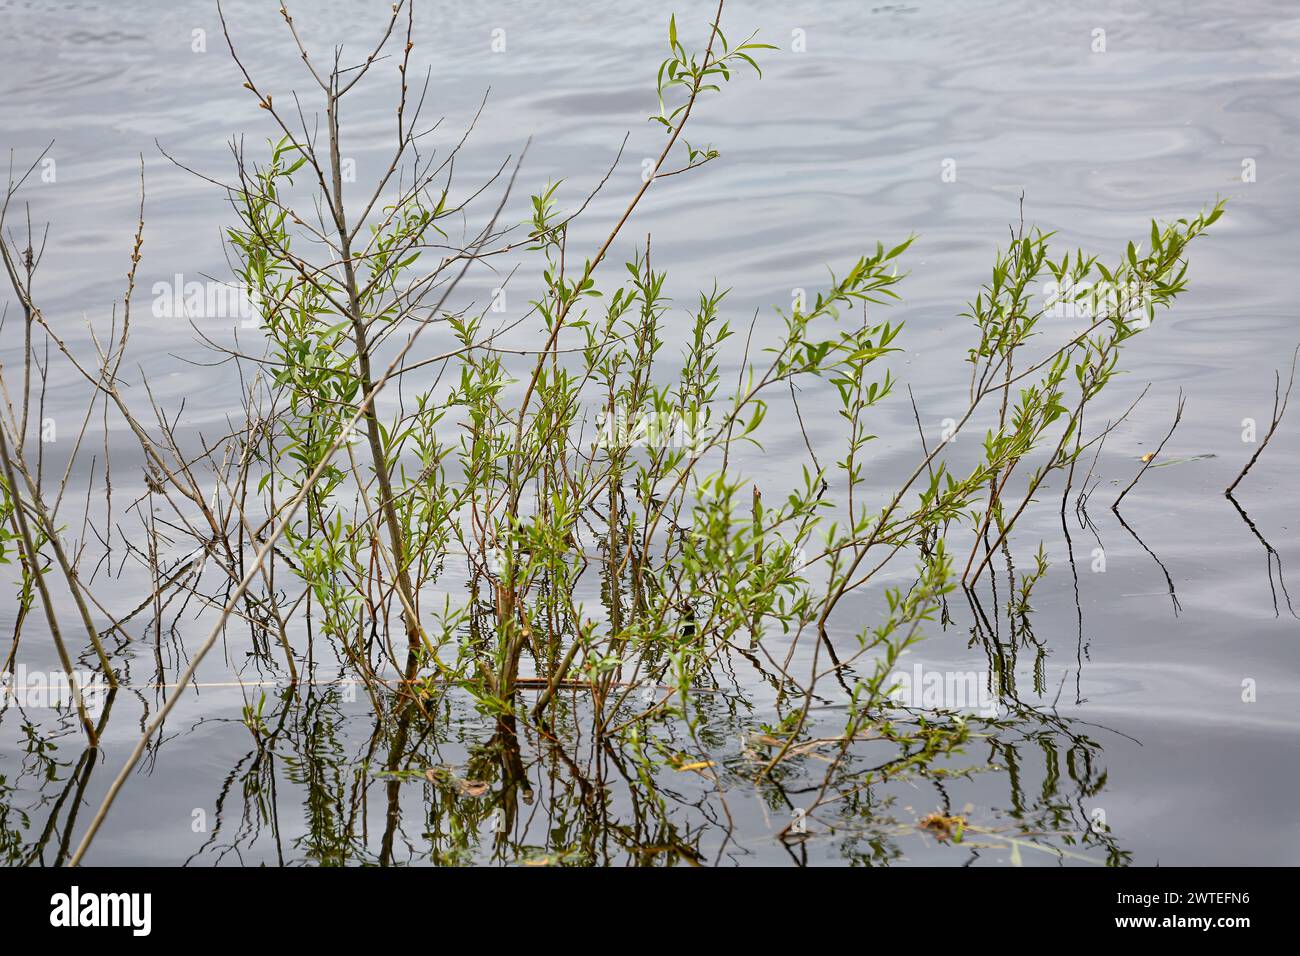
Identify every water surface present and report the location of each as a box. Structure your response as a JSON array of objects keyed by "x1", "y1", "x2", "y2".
[{"x1": 1, "y1": 0, "x2": 1297, "y2": 865}]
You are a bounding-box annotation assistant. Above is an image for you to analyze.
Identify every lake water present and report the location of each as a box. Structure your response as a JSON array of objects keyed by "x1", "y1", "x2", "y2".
[{"x1": 1, "y1": 0, "x2": 1298, "y2": 865}]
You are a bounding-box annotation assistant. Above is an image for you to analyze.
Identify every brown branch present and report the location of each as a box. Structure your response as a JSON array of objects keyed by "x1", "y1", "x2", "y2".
[{"x1": 1226, "y1": 344, "x2": 1297, "y2": 496}]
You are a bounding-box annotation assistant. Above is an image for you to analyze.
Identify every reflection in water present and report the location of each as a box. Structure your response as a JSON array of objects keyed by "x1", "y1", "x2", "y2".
[
  {"x1": 2, "y1": 431, "x2": 1282, "y2": 866},
  {"x1": 2, "y1": 554, "x2": 1136, "y2": 867},
  {"x1": 1112, "y1": 510, "x2": 1182, "y2": 618},
  {"x1": 1226, "y1": 492, "x2": 1297, "y2": 620}
]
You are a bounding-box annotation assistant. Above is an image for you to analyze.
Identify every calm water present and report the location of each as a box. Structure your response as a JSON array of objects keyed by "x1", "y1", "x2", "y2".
[{"x1": 1, "y1": 0, "x2": 1298, "y2": 865}]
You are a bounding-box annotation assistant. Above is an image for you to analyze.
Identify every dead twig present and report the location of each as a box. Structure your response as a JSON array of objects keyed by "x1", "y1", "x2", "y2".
[
  {"x1": 1113, "y1": 389, "x2": 1184, "y2": 512},
  {"x1": 1225, "y1": 344, "x2": 1297, "y2": 496}
]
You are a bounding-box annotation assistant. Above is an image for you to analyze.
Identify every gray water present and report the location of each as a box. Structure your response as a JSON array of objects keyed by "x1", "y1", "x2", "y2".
[{"x1": 1, "y1": 0, "x2": 1298, "y2": 865}]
